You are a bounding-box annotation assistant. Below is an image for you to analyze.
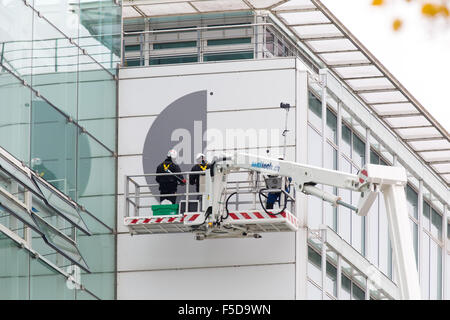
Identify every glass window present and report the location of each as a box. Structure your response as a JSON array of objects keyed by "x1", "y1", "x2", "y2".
[
  {"x1": 341, "y1": 124, "x2": 352, "y2": 157},
  {"x1": 203, "y1": 51, "x2": 253, "y2": 62},
  {"x1": 32, "y1": 10, "x2": 79, "y2": 118},
  {"x1": 125, "y1": 59, "x2": 141, "y2": 67},
  {"x1": 324, "y1": 143, "x2": 337, "y2": 170},
  {"x1": 326, "y1": 109, "x2": 337, "y2": 144},
  {"x1": 308, "y1": 127, "x2": 323, "y2": 229},
  {"x1": 77, "y1": 271, "x2": 115, "y2": 300},
  {"x1": 153, "y1": 41, "x2": 197, "y2": 49},
  {"x1": 207, "y1": 38, "x2": 251, "y2": 46},
  {"x1": 367, "y1": 194, "x2": 379, "y2": 266},
  {"x1": 379, "y1": 192, "x2": 393, "y2": 278},
  {"x1": 352, "y1": 133, "x2": 365, "y2": 167},
  {"x1": 325, "y1": 262, "x2": 337, "y2": 297},
  {"x1": 308, "y1": 194, "x2": 323, "y2": 229},
  {"x1": 423, "y1": 201, "x2": 431, "y2": 231},
  {"x1": 341, "y1": 274, "x2": 351, "y2": 300},
  {"x1": 308, "y1": 92, "x2": 322, "y2": 130},
  {"x1": 307, "y1": 246, "x2": 322, "y2": 285},
  {"x1": 0, "y1": 235, "x2": 30, "y2": 299},
  {"x1": 410, "y1": 219, "x2": 418, "y2": 265},
  {"x1": 30, "y1": 258, "x2": 75, "y2": 300},
  {"x1": 32, "y1": 176, "x2": 89, "y2": 235},
  {"x1": 150, "y1": 55, "x2": 198, "y2": 65},
  {"x1": 31, "y1": 97, "x2": 77, "y2": 198},
  {"x1": 32, "y1": 214, "x2": 89, "y2": 272},
  {"x1": 352, "y1": 283, "x2": 365, "y2": 300},
  {"x1": 429, "y1": 241, "x2": 442, "y2": 300},
  {"x1": 324, "y1": 145, "x2": 337, "y2": 230},
  {"x1": 308, "y1": 126, "x2": 322, "y2": 167},
  {"x1": 339, "y1": 157, "x2": 352, "y2": 244},
  {"x1": 324, "y1": 185, "x2": 337, "y2": 231},
  {"x1": 76, "y1": 1, "x2": 122, "y2": 70},
  {"x1": 448, "y1": 223, "x2": 450, "y2": 240},
  {"x1": 0, "y1": 73, "x2": 31, "y2": 161},
  {"x1": 124, "y1": 44, "x2": 141, "y2": 52},
  {"x1": 431, "y1": 208, "x2": 442, "y2": 240},
  {"x1": 370, "y1": 149, "x2": 380, "y2": 165},
  {"x1": 406, "y1": 185, "x2": 418, "y2": 219},
  {"x1": 421, "y1": 233, "x2": 430, "y2": 299},
  {"x1": 77, "y1": 68, "x2": 117, "y2": 152},
  {"x1": 265, "y1": 30, "x2": 275, "y2": 55}
]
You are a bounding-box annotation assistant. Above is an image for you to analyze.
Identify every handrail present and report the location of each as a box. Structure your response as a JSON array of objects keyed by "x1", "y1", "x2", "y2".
[
  {"x1": 125, "y1": 169, "x2": 296, "y2": 218},
  {"x1": 123, "y1": 22, "x2": 266, "y2": 35},
  {"x1": 121, "y1": 17, "x2": 319, "y2": 71}
]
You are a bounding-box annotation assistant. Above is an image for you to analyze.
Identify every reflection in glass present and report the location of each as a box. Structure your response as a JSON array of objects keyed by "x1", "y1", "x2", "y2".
[
  {"x1": 308, "y1": 92, "x2": 322, "y2": 130},
  {"x1": 0, "y1": 236, "x2": 30, "y2": 299},
  {"x1": 307, "y1": 246, "x2": 322, "y2": 285},
  {"x1": 32, "y1": 214, "x2": 89, "y2": 272},
  {"x1": 325, "y1": 262, "x2": 337, "y2": 297},
  {"x1": 32, "y1": 177, "x2": 89, "y2": 235}
]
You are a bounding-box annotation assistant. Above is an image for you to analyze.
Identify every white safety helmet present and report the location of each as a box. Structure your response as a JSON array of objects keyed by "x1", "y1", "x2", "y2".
[
  {"x1": 167, "y1": 149, "x2": 177, "y2": 159},
  {"x1": 195, "y1": 153, "x2": 206, "y2": 164},
  {"x1": 31, "y1": 158, "x2": 42, "y2": 166}
]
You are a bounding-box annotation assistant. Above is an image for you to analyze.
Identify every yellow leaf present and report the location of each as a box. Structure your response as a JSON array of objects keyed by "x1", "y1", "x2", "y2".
[
  {"x1": 439, "y1": 5, "x2": 449, "y2": 17},
  {"x1": 372, "y1": 0, "x2": 384, "y2": 6},
  {"x1": 422, "y1": 3, "x2": 439, "y2": 17},
  {"x1": 392, "y1": 19, "x2": 403, "y2": 31}
]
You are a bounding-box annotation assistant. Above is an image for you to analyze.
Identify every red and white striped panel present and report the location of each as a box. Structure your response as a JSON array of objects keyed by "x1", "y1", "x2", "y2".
[
  {"x1": 124, "y1": 216, "x2": 184, "y2": 226},
  {"x1": 225, "y1": 210, "x2": 299, "y2": 231},
  {"x1": 124, "y1": 213, "x2": 203, "y2": 226}
]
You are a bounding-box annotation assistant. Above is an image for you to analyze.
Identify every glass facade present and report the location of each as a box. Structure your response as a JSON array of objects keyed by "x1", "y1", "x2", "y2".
[
  {"x1": 306, "y1": 87, "x2": 448, "y2": 300},
  {"x1": 122, "y1": 12, "x2": 301, "y2": 67},
  {"x1": 1, "y1": 3, "x2": 448, "y2": 300},
  {"x1": 0, "y1": 0, "x2": 120, "y2": 299}
]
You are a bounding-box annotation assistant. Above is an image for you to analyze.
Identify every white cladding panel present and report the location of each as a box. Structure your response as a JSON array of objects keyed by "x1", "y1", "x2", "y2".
[
  {"x1": 117, "y1": 232, "x2": 295, "y2": 271},
  {"x1": 117, "y1": 59, "x2": 305, "y2": 299},
  {"x1": 117, "y1": 264, "x2": 295, "y2": 300},
  {"x1": 119, "y1": 69, "x2": 296, "y2": 117}
]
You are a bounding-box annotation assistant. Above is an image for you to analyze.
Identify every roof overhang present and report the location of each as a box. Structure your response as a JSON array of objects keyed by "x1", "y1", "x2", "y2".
[{"x1": 122, "y1": 0, "x2": 450, "y2": 188}]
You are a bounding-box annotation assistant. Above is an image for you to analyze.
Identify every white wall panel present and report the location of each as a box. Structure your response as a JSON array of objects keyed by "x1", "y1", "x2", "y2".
[
  {"x1": 117, "y1": 59, "x2": 305, "y2": 300},
  {"x1": 119, "y1": 58, "x2": 297, "y2": 80},
  {"x1": 206, "y1": 108, "x2": 296, "y2": 150},
  {"x1": 119, "y1": 69, "x2": 296, "y2": 117},
  {"x1": 117, "y1": 263, "x2": 295, "y2": 300},
  {"x1": 118, "y1": 155, "x2": 146, "y2": 195},
  {"x1": 117, "y1": 232, "x2": 295, "y2": 271},
  {"x1": 118, "y1": 116, "x2": 156, "y2": 156}
]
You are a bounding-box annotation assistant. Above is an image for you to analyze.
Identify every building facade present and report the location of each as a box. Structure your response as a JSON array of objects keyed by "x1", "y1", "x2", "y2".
[
  {"x1": 0, "y1": 0, "x2": 121, "y2": 300},
  {"x1": 0, "y1": 0, "x2": 449, "y2": 300}
]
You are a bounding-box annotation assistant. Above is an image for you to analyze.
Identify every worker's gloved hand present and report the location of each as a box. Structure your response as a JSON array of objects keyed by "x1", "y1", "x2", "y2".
[{"x1": 181, "y1": 179, "x2": 187, "y2": 185}]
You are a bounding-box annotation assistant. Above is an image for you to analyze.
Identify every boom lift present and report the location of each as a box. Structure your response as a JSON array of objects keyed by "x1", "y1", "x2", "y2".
[{"x1": 124, "y1": 152, "x2": 421, "y2": 299}]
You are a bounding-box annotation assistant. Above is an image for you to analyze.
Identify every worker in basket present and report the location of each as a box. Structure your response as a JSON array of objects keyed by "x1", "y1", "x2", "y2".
[
  {"x1": 156, "y1": 149, "x2": 186, "y2": 204},
  {"x1": 264, "y1": 155, "x2": 291, "y2": 210},
  {"x1": 190, "y1": 153, "x2": 210, "y2": 196}
]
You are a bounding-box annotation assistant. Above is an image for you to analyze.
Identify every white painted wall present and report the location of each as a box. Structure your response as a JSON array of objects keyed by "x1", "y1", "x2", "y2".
[{"x1": 117, "y1": 58, "x2": 308, "y2": 299}]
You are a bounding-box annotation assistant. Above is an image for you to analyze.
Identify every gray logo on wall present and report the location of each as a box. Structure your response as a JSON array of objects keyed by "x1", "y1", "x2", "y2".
[{"x1": 142, "y1": 90, "x2": 207, "y2": 193}]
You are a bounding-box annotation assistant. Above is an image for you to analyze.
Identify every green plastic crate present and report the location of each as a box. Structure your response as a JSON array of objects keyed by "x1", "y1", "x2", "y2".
[{"x1": 151, "y1": 204, "x2": 179, "y2": 216}]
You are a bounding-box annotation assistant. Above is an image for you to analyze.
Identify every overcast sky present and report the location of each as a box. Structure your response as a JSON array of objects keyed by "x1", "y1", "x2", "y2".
[{"x1": 321, "y1": 0, "x2": 450, "y2": 133}]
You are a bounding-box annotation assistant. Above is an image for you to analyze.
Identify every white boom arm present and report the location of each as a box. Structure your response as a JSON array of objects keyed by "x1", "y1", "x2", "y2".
[{"x1": 209, "y1": 153, "x2": 421, "y2": 300}]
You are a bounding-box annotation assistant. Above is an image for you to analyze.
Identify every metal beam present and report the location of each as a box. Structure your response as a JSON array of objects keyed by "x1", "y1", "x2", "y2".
[
  {"x1": 354, "y1": 88, "x2": 398, "y2": 94},
  {"x1": 301, "y1": 35, "x2": 346, "y2": 41},
  {"x1": 320, "y1": 225, "x2": 399, "y2": 299},
  {"x1": 380, "y1": 113, "x2": 422, "y2": 119},
  {"x1": 391, "y1": 125, "x2": 434, "y2": 130}
]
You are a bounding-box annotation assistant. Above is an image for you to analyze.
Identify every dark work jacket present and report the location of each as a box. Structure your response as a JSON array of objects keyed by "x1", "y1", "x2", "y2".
[
  {"x1": 190, "y1": 162, "x2": 210, "y2": 192},
  {"x1": 156, "y1": 158, "x2": 184, "y2": 192}
]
